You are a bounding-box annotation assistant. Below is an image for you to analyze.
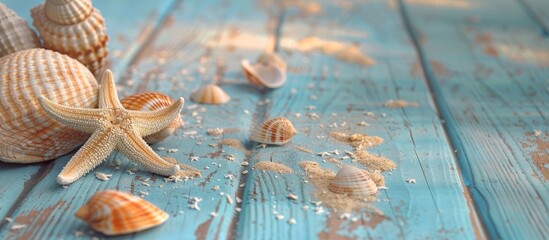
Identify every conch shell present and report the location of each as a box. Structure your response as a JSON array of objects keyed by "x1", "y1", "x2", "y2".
[
  {"x1": 0, "y1": 3, "x2": 40, "y2": 57},
  {"x1": 76, "y1": 190, "x2": 169, "y2": 236},
  {"x1": 190, "y1": 84, "x2": 230, "y2": 104},
  {"x1": 121, "y1": 92, "x2": 184, "y2": 144},
  {"x1": 250, "y1": 117, "x2": 297, "y2": 145},
  {"x1": 0, "y1": 48, "x2": 98, "y2": 163},
  {"x1": 31, "y1": 0, "x2": 108, "y2": 77},
  {"x1": 328, "y1": 165, "x2": 378, "y2": 196},
  {"x1": 242, "y1": 52, "x2": 287, "y2": 88}
]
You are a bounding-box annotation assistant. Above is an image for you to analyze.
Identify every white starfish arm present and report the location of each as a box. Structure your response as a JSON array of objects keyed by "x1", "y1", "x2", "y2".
[
  {"x1": 57, "y1": 130, "x2": 116, "y2": 185},
  {"x1": 118, "y1": 129, "x2": 180, "y2": 176},
  {"x1": 98, "y1": 69, "x2": 124, "y2": 109},
  {"x1": 39, "y1": 96, "x2": 106, "y2": 134},
  {"x1": 129, "y1": 98, "x2": 184, "y2": 136}
]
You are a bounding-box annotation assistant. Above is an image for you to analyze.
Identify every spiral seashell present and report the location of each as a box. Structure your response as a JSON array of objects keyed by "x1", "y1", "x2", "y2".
[
  {"x1": 190, "y1": 84, "x2": 230, "y2": 104},
  {"x1": 0, "y1": 3, "x2": 41, "y2": 57},
  {"x1": 121, "y1": 92, "x2": 184, "y2": 144},
  {"x1": 242, "y1": 52, "x2": 287, "y2": 88},
  {"x1": 0, "y1": 48, "x2": 98, "y2": 163},
  {"x1": 328, "y1": 165, "x2": 378, "y2": 196},
  {"x1": 31, "y1": 0, "x2": 108, "y2": 77},
  {"x1": 250, "y1": 117, "x2": 297, "y2": 145},
  {"x1": 75, "y1": 190, "x2": 169, "y2": 236}
]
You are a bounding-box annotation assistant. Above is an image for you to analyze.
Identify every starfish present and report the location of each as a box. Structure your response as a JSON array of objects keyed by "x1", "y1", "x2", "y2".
[{"x1": 39, "y1": 70, "x2": 199, "y2": 185}]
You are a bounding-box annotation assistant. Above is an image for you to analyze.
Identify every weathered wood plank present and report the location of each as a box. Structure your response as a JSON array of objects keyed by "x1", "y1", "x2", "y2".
[
  {"x1": 236, "y1": 0, "x2": 482, "y2": 239},
  {"x1": 519, "y1": 0, "x2": 549, "y2": 34},
  {"x1": 0, "y1": 0, "x2": 176, "y2": 228},
  {"x1": 400, "y1": 0, "x2": 549, "y2": 238},
  {"x1": 0, "y1": 0, "x2": 275, "y2": 239}
]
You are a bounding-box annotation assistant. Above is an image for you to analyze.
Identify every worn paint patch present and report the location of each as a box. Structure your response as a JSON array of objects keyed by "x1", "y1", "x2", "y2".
[
  {"x1": 522, "y1": 132, "x2": 549, "y2": 180},
  {"x1": 9, "y1": 201, "x2": 66, "y2": 239}
]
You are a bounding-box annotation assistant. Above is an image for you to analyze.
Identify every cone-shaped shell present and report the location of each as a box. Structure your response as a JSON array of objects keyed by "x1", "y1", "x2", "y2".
[
  {"x1": 242, "y1": 52, "x2": 286, "y2": 88},
  {"x1": 31, "y1": 0, "x2": 108, "y2": 77},
  {"x1": 75, "y1": 190, "x2": 169, "y2": 236},
  {"x1": 121, "y1": 92, "x2": 184, "y2": 144},
  {"x1": 0, "y1": 48, "x2": 98, "y2": 163},
  {"x1": 0, "y1": 3, "x2": 41, "y2": 57},
  {"x1": 190, "y1": 84, "x2": 230, "y2": 104},
  {"x1": 250, "y1": 117, "x2": 297, "y2": 145},
  {"x1": 328, "y1": 165, "x2": 378, "y2": 196}
]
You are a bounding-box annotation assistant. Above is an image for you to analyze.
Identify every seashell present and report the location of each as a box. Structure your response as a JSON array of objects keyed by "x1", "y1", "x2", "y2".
[
  {"x1": 31, "y1": 0, "x2": 108, "y2": 77},
  {"x1": 242, "y1": 52, "x2": 287, "y2": 88},
  {"x1": 0, "y1": 3, "x2": 41, "y2": 57},
  {"x1": 0, "y1": 48, "x2": 98, "y2": 163},
  {"x1": 250, "y1": 117, "x2": 297, "y2": 145},
  {"x1": 75, "y1": 190, "x2": 169, "y2": 236},
  {"x1": 120, "y1": 92, "x2": 183, "y2": 144},
  {"x1": 190, "y1": 84, "x2": 230, "y2": 104},
  {"x1": 328, "y1": 165, "x2": 378, "y2": 196}
]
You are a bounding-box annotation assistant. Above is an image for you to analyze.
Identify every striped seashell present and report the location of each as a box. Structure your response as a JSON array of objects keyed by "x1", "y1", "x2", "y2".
[
  {"x1": 0, "y1": 3, "x2": 40, "y2": 57},
  {"x1": 250, "y1": 117, "x2": 297, "y2": 145},
  {"x1": 0, "y1": 48, "x2": 98, "y2": 163},
  {"x1": 75, "y1": 190, "x2": 169, "y2": 236},
  {"x1": 190, "y1": 84, "x2": 230, "y2": 104},
  {"x1": 242, "y1": 52, "x2": 287, "y2": 89},
  {"x1": 31, "y1": 0, "x2": 108, "y2": 77},
  {"x1": 328, "y1": 165, "x2": 378, "y2": 196},
  {"x1": 121, "y1": 92, "x2": 184, "y2": 144}
]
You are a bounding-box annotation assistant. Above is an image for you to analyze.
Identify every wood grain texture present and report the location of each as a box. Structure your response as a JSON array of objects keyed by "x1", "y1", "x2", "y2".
[
  {"x1": 400, "y1": 0, "x2": 549, "y2": 238},
  {"x1": 235, "y1": 0, "x2": 481, "y2": 239},
  {"x1": 519, "y1": 0, "x2": 549, "y2": 34}
]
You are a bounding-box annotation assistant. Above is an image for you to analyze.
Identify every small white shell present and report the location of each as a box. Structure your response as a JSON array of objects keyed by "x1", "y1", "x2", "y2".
[
  {"x1": 242, "y1": 52, "x2": 287, "y2": 88},
  {"x1": 190, "y1": 84, "x2": 230, "y2": 104},
  {"x1": 31, "y1": 0, "x2": 108, "y2": 77},
  {"x1": 0, "y1": 3, "x2": 41, "y2": 57},
  {"x1": 328, "y1": 165, "x2": 378, "y2": 196},
  {"x1": 250, "y1": 117, "x2": 297, "y2": 145},
  {"x1": 120, "y1": 92, "x2": 183, "y2": 144},
  {"x1": 75, "y1": 190, "x2": 169, "y2": 236}
]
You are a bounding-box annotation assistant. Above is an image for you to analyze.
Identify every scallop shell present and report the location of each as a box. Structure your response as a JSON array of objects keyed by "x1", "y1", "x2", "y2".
[
  {"x1": 75, "y1": 190, "x2": 169, "y2": 236},
  {"x1": 31, "y1": 0, "x2": 108, "y2": 77},
  {"x1": 121, "y1": 92, "x2": 183, "y2": 144},
  {"x1": 0, "y1": 3, "x2": 41, "y2": 57},
  {"x1": 0, "y1": 48, "x2": 98, "y2": 163},
  {"x1": 242, "y1": 52, "x2": 287, "y2": 88},
  {"x1": 328, "y1": 165, "x2": 378, "y2": 196},
  {"x1": 190, "y1": 84, "x2": 230, "y2": 104},
  {"x1": 250, "y1": 117, "x2": 297, "y2": 145}
]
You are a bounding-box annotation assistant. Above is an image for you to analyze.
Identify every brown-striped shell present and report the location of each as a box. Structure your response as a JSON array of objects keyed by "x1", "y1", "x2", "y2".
[
  {"x1": 328, "y1": 165, "x2": 378, "y2": 196},
  {"x1": 0, "y1": 48, "x2": 98, "y2": 163},
  {"x1": 0, "y1": 3, "x2": 41, "y2": 57},
  {"x1": 250, "y1": 117, "x2": 297, "y2": 145},
  {"x1": 31, "y1": 0, "x2": 108, "y2": 77},
  {"x1": 121, "y1": 92, "x2": 184, "y2": 144},
  {"x1": 242, "y1": 52, "x2": 286, "y2": 88},
  {"x1": 75, "y1": 190, "x2": 169, "y2": 236},
  {"x1": 190, "y1": 84, "x2": 230, "y2": 104}
]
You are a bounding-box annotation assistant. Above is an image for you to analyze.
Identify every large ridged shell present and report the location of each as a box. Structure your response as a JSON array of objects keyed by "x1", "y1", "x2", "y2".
[
  {"x1": 75, "y1": 190, "x2": 169, "y2": 236},
  {"x1": 0, "y1": 3, "x2": 40, "y2": 57},
  {"x1": 121, "y1": 92, "x2": 184, "y2": 144},
  {"x1": 190, "y1": 84, "x2": 230, "y2": 104},
  {"x1": 328, "y1": 165, "x2": 378, "y2": 196},
  {"x1": 242, "y1": 52, "x2": 287, "y2": 88},
  {"x1": 250, "y1": 117, "x2": 297, "y2": 145},
  {"x1": 31, "y1": 0, "x2": 108, "y2": 77},
  {"x1": 0, "y1": 48, "x2": 98, "y2": 163}
]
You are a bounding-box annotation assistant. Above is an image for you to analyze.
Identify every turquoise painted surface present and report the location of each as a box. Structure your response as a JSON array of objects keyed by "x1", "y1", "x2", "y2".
[{"x1": 400, "y1": 0, "x2": 549, "y2": 239}]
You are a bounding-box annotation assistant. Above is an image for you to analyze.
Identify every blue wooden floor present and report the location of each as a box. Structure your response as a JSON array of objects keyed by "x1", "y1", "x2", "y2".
[{"x1": 0, "y1": 0, "x2": 548, "y2": 239}]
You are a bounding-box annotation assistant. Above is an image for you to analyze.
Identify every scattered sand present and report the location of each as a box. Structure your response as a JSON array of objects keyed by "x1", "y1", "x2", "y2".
[
  {"x1": 163, "y1": 157, "x2": 201, "y2": 178},
  {"x1": 330, "y1": 132, "x2": 397, "y2": 171},
  {"x1": 384, "y1": 99, "x2": 419, "y2": 108},
  {"x1": 300, "y1": 161, "x2": 379, "y2": 212},
  {"x1": 220, "y1": 138, "x2": 251, "y2": 156},
  {"x1": 296, "y1": 37, "x2": 375, "y2": 66},
  {"x1": 254, "y1": 161, "x2": 294, "y2": 174}
]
